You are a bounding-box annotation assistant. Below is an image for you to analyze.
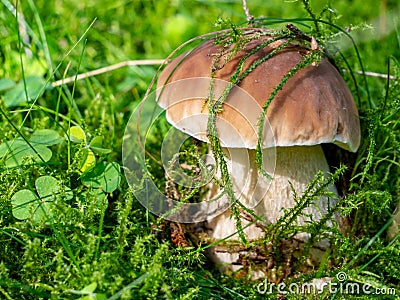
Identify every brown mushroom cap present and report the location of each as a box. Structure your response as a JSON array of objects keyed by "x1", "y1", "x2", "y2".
[{"x1": 157, "y1": 28, "x2": 361, "y2": 152}]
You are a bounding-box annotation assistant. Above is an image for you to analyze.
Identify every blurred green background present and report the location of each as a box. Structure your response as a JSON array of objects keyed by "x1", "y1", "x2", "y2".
[{"x1": 1, "y1": 0, "x2": 399, "y2": 90}]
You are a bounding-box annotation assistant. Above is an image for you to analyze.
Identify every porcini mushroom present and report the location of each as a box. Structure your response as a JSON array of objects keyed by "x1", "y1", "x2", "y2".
[{"x1": 157, "y1": 28, "x2": 360, "y2": 275}]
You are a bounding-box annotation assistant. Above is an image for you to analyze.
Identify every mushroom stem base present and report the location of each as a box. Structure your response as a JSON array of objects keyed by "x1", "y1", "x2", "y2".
[{"x1": 203, "y1": 145, "x2": 341, "y2": 278}]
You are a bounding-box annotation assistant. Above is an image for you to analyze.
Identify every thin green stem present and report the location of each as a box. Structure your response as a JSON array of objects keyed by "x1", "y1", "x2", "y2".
[
  {"x1": 26, "y1": 0, "x2": 53, "y2": 76},
  {"x1": 301, "y1": 0, "x2": 320, "y2": 34}
]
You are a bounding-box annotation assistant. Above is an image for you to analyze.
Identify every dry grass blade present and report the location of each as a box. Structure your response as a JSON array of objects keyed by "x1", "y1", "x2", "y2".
[{"x1": 51, "y1": 59, "x2": 166, "y2": 87}]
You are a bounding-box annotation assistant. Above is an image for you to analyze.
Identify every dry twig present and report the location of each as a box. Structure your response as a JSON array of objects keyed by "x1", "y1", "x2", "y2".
[{"x1": 242, "y1": 0, "x2": 254, "y2": 22}]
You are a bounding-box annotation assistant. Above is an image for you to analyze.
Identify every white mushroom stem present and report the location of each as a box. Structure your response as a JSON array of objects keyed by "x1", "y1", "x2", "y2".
[
  {"x1": 205, "y1": 145, "x2": 339, "y2": 273},
  {"x1": 206, "y1": 145, "x2": 339, "y2": 241}
]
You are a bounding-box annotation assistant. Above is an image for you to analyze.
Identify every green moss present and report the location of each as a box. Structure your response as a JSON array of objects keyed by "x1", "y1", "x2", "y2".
[{"x1": 0, "y1": 0, "x2": 399, "y2": 299}]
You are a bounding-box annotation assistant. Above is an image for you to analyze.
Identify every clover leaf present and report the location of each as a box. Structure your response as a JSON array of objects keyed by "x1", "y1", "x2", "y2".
[
  {"x1": 68, "y1": 126, "x2": 87, "y2": 143},
  {"x1": 0, "y1": 138, "x2": 52, "y2": 168},
  {"x1": 0, "y1": 129, "x2": 63, "y2": 168},
  {"x1": 76, "y1": 282, "x2": 107, "y2": 300},
  {"x1": 11, "y1": 175, "x2": 73, "y2": 223},
  {"x1": 30, "y1": 129, "x2": 64, "y2": 145},
  {"x1": 81, "y1": 162, "x2": 121, "y2": 193},
  {"x1": 0, "y1": 78, "x2": 15, "y2": 92},
  {"x1": 89, "y1": 136, "x2": 112, "y2": 155},
  {"x1": 67, "y1": 126, "x2": 112, "y2": 172},
  {"x1": 4, "y1": 76, "x2": 48, "y2": 108}
]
